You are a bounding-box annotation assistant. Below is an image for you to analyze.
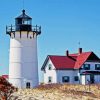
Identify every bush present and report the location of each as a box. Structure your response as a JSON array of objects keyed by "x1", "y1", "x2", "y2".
[{"x1": 0, "y1": 76, "x2": 17, "y2": 100}]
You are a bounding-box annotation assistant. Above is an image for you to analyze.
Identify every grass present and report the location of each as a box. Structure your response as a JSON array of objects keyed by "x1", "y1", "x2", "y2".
[
  {"x1": 13, "y1": 84, "x2": 100, "y2": 100},
  {"x1": 37, "y1": 84, "x2": 100, "y2": 99}
]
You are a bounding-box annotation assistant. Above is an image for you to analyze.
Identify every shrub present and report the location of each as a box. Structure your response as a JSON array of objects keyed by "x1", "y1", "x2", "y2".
[{"x1": 0, "y1": 76, "x2": 17, "y2": 100}]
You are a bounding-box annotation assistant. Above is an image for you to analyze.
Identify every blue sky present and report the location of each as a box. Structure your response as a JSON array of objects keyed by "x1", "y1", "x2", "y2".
[{"x1": 0, "y1": 0, "x2": 100, "y2": 82}]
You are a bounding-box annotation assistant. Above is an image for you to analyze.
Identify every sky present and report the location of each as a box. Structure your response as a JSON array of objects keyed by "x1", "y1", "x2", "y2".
[{"x1": 0, "y1": 0, "x2": 100, "y2": 82}]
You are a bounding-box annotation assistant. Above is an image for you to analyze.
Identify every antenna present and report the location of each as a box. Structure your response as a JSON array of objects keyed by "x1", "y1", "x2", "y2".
[{"x1": 23, "y1": 0, "x2": 25, "y2": 9}]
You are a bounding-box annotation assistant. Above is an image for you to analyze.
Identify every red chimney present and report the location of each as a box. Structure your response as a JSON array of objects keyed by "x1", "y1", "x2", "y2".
[
  {"x1": 66, "y1": 50, "x2": 69, "y2": 56},
  {"x1": 79, "y1": 48, "x2": 82, "y2": 54}
]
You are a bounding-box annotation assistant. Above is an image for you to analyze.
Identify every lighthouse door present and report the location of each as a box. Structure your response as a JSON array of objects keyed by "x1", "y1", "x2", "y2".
[{"x1": 26, "y1": 82, "x2": 31, "y2": 88}]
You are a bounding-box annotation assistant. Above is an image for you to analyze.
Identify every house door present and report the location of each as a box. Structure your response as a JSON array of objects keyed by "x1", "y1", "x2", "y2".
[
  {"x1": 26, "y1": 82, "x2": 31, "y2": 88},
  {"x1": 90, "y1": 74, "x2": 94, "y2": 84}
]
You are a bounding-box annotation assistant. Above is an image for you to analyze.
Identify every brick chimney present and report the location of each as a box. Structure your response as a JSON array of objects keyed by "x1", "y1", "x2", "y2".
[
  {"x1": 79, "y1": 48, "x2": 82, "y2": 54},
  {"x1": 66, "y1": 50, "x2": 69, "y2": 56}
]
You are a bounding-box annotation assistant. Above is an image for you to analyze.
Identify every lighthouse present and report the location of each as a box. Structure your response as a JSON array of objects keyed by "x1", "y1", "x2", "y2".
[{"x1": 6, "y1": 10, "x2": 41, "y2": 88}]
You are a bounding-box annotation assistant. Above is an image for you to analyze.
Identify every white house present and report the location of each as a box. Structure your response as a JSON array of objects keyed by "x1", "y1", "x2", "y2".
[{"x1": 41, "y1": 48, "x2": 100, "y2": 85}]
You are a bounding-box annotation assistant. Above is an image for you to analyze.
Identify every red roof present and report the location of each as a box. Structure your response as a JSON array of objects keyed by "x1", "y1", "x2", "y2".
[
  {"x1": 41, "y1": 50, "x2": 100, "y2": 70},
  {"x1": 49, "y1": 52, "x2": 93, "y2": 69},
  {"x1": 49, "y1": 56, "x2": 75, "y2": 69},
  {"x1": 74, "y1": 52, "x2": 92, "y2": 69}
]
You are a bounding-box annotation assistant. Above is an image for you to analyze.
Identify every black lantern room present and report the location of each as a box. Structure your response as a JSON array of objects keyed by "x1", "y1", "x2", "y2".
[
  {"x1": 6, "y1": 10, "x2": 41, "y2": 37},
  {"x1": 15, "y1": 9, "x2": 32, "y2": 31}
]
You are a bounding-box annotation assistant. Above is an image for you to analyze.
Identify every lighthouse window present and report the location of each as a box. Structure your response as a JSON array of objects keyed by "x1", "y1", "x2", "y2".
[
  {"x1": 27, "y1": 20, "x2": 31, "y2": 24},
  {"x1": 26, "y1": 82, "x2": 31, "y2": 88},
  {"x1": 17, "y1": 19, "x2": 22, "y2": 24},
  {"x1": 22, "y1": 19, "x2": 31, "y2": 25},
  {"x1": 22, "y1": 19, "x2": 28, "y2": 24}
]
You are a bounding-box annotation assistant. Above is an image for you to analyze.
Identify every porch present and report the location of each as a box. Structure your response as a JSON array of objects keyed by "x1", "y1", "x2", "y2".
[{"x1": 80, "y1": 71, "x2": 100, "y2": 85}]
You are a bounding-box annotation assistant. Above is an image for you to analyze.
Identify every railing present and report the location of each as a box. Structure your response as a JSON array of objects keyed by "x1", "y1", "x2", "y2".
[
  {"x1": 6, "y1": 25, "x2": 15, "y2": 32},
  {"x1": 6, "y1": 24, "x2": 41, "y2": 35}
]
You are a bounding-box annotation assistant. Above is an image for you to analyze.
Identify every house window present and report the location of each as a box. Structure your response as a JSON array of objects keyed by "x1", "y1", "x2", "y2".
[
  {"x1": 95, "y1": 64, "x2": 100, "y2": 70},
  {"x1": 74, "y1": 76, "x2": 79, "y2": 81},
  {"x1": 62, "y1": 76, "x2": 70, "y2": 83},
  {"x1": 26, "y1": 82, "x2": 31, "y2": 88},
  {"x1": 48, "y1": 64, "x2": 52, "y2": 70},
  {"x1": 48, "y1": 76, "x2": 52, "y2": 83},
  {"x1": 83, "y1": 64, "x2": 90, "y2": 70}
]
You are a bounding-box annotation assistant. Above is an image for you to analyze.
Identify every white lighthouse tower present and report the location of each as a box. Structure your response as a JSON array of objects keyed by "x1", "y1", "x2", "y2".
[{"x1": 6, "y1": 10, "x2": 41, "y2": 88}]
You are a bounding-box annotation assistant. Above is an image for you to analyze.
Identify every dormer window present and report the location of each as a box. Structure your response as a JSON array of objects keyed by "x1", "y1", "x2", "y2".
[
  {"x1": 48, "y1": 64, "x2": 52, "y2": 70},
  {"x1": 83, "y1": 64, "x2": 90, "y2": 70},
  {"x1": 95, "y1": 64, "x2": 100, "y2": 70}
]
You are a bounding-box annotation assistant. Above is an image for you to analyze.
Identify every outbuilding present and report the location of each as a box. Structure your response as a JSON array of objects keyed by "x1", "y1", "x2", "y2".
[{"x1": 41, "y1": 48, "x2": 100, "y2": 85}]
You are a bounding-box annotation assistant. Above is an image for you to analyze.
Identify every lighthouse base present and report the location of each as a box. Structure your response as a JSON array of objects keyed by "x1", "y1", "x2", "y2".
[{"x1": 9, "y1": 78, "x2": 39, "y2": 88}]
